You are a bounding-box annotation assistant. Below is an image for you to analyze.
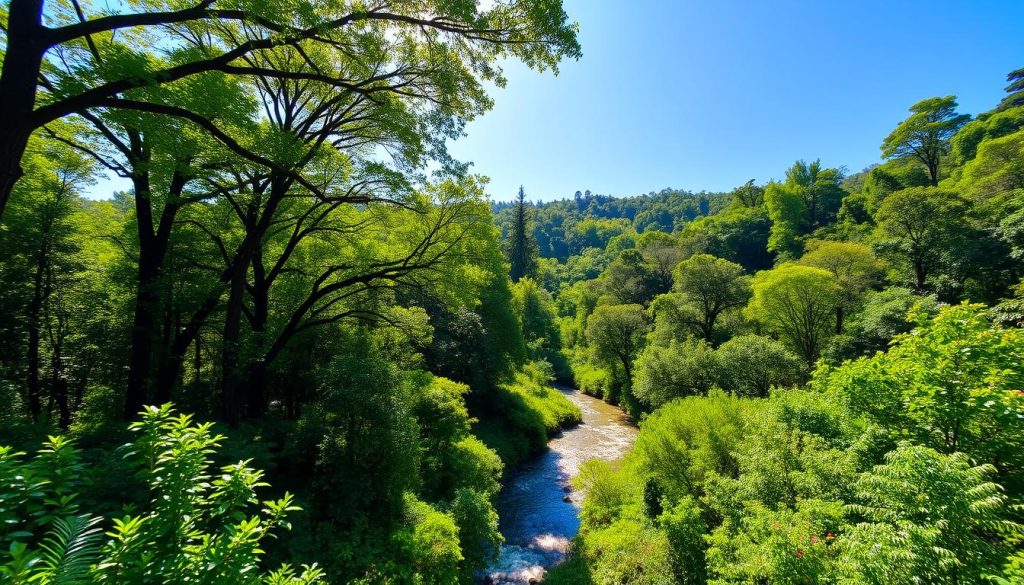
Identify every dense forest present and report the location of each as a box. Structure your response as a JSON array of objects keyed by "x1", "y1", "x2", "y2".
[
  {"x1": 0, "y1": 1, "x2": 584, "y2": 583},
  {"x1": 1, "y1": 1, "x2": 1024, "y2": 584},
  {"x1": 499, "y1": 72, "x2": 1024, "y2": 584}
]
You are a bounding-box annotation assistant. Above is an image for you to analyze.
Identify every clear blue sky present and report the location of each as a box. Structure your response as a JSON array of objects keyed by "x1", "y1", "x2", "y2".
[{"x1": 448, "y1": 0, "x2": 1024, "y2": 202}]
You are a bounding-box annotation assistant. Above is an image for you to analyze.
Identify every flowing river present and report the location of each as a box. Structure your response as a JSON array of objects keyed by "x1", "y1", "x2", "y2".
[{"x1": 482, "y1": 387, "x2": 638, "y2": 584}]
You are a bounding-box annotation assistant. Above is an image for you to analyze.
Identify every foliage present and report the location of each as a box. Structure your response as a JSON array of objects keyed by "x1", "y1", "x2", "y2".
[
  {"x1": 571, "y1": 308, "x2": 1024, "y2": 583},
  {"x1": 672, "y1": 254, "x2": 750, "y2": 343},
  {"x1": 632, "y1": 339, "x2": 720, "y2": 408},
  {"x1": 765, "y1": 160, "x2": 846, "y2": 259},
  {"x1": 716, "y1": 334, "x2": 804, "y2": 397},
  {"x1": 508, "y1": 186, "x2": 540, "y2": 283},
  {"x1": 881, "y1": 95, "x2": 971, "y2": 185},
  {"x1": 474, "y1": 365, "x2": 581, "y2": 466},
  {"x1": 0, "y1": 406, "x2": 324, "y2": 584},
  {"x1": 601, "y1": 249, "x2": 661, "y2": 305},
  {"x1": 797, "y1": 240, "x2": 884, "y2": 333},
  {"x1": 815, "y1": 303, "x2": 1024, "y2": 490},
  {"x1": 873, "y1": 186, "x2": 970, "y2": 293},
  {"x1": 745, "y1": 264, "x2": 841, "y2": 366},
  {"x1": 584, "y1": 304, "x2": 649, "y2": 407},
  {"x1": 511, "y1": 278, "x2": 571, "y2": 380}
]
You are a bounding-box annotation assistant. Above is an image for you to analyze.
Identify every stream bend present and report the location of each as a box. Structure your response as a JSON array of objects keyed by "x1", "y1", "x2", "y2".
[{"x1": 483, "y1": 387, "x2": 637, "y2": 584}]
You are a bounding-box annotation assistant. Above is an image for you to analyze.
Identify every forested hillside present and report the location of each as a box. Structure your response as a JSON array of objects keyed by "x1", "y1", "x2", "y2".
[
  {"x1": 0, "y1": 1, "x2": 583, "y2": 583},
  {"x1": 502, "y1": 72, "x2": 1024, "y2": 584},
  {"x1": 2, "y1": 1, "x2": 1024, "y2": 584}
]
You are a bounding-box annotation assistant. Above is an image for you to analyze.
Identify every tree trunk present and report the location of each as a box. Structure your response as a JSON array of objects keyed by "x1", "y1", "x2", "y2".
[
  {"x1": 0, "y1": 0, "x2": 45, "y2": 223},
  {"x1": 124, "y1": 160, "x2": 184, "y2": 419},
  {"x1": 25, "y1": 248, "x2": 47, "y2": 421},
  {"x1": 914, "y1": 261, "x2": 927, "y2": 292},
  {"x1": 152, "y1": 306, "x2": 213, "y2": 405},
  {"x1": 124, "y1": 257, "x2": 161, "y2": 418},
  {"x1": 193, "y1": 333, "x2": 202, "y2": 383},
  {"x1": 49, "y1": 334, "x2": 70, "y2": 430},
  {"x1": 245, "y1": 251, "x2": 270, "y2": 419},
  {"x1": 835, "y1": 305, "x2": 844, "y2": 334},
  {"x1": 221, "y1": 262, "x2": 247, "y2": 426}
]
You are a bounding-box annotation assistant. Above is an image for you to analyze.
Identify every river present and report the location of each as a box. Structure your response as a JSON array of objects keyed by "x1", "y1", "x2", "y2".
[{"x1": 482, "y1": 387, "x2": 637, "y2": 584}]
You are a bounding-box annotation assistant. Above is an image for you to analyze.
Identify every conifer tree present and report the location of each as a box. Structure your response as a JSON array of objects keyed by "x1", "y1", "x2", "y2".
[{"x1": 507, "y1": 186, "x2": 539, "y2": 283}]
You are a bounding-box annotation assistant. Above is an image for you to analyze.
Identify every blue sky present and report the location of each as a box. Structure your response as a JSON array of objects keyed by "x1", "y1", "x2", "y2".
[
  {"x1": 84, "y1": 0, "x2": 1024, "y2": 202},
  {"x1": 448, "y1": 0, "x2": 1024, "y2": 202}
]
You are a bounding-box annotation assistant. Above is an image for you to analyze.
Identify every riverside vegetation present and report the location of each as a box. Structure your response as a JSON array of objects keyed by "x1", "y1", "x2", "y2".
[
  {"x1": 0, "y1": 1, "x2": 1023, "y2": 584},
  {"x1": 496, "y1": 71, "x2": 1024, "y2": 585}
]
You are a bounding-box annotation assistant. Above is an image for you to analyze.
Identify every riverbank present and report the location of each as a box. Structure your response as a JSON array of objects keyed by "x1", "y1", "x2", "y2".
[
  {"x1": 482, "y1": 388, "x2": 637, "y2": 584},
  {"x1": 474, "y1": 371, "x2": 584, "y2": 468}
]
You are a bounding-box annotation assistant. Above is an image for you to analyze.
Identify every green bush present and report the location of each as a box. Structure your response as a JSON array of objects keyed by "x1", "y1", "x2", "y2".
[
  {"x1": 566, "y1": 305, "x2": 1024, "y2": 584},
  {"x1": 0, "y1": 405, "x2": 323, "y2": 584}
]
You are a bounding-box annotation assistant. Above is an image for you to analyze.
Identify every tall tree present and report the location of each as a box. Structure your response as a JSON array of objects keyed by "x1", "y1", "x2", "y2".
[
  {"x1": 881, "y1": 96, "x2": 970, "y2": 186},
  {"x1": 507, "y1": 186, "x2": 538, "y2": 283},
  {"x1": 731, "y1": 179, "x2": 765, "y2": 208},
  {"x1": 745, "y1": 264, "x2": 840, "y2": 366},
  {"x1": 0, "y1": 138, "x2": 93, "y2": 424},
  {"x1": 797, "y1": 240, "x2": 884, "y2": 333},
  {"x1": 998, "y1": 66, "x2": 1024, "y2": 111},
  {"x1": 586, "y1": 304, "x2": 649, "y2": 401},
  {"x1": 0, "y1": 0, "x2": 581, "y2": 224},
  {"x1": 637, "y1": 231, "x2": 684, "y2": 295},
  {"x1": 765, "y1": 160, "x2": 845, "y2": 260},
  {"x1": 873, "y1": 187, "x2": 968, "y2": 292},
  {"x1": 672, "y1": 254, "x2": 750, "y2": 343}
]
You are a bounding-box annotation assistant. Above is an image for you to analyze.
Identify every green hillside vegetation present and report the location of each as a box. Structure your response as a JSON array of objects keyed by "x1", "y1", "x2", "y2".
[
  {"x1": 0, "y1": 1, "x2": 1023, "y2": 583},
  {"x1": 531, "y1": 76, "x2": 1024, "y2": 585},
  {"x1": 0, "y1": 2, "x2": 581, "y2": 583}
]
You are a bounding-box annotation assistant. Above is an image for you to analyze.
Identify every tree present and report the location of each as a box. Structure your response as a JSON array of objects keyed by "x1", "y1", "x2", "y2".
[
  {"x1": 823, "y1": 286, "x2": 939, "y2": 361},
  {"x1": 815, "y1": 303, "x2": 1024, "y2": 486},
  {"x1": 24, "y1": 1, "x2": 581, "y2": 421},
  {"x1": 998, "y1": 66, "x2": 1024, "y2": 111},
  {"x1": 0, "y1": 1, "x2": 581, "y2": 224},
  {"x1": 637, "y1": 231, "x2": 684, "y2": 295},
  {"x1": 682, "y1": 206, "x2": 775, "y2": 272},
  {"x1": 873, "y1": 187, "x2": 968, "y2": 292},
  {"x1": 632, "y1": 339, "x2": 720, "y2": 408},
  {"x1": 765, "y1": 160, "x2": 846, "y2": 259},
  {"x1": 785, "y1": 160, "x2": 846, "y2": 229},
  {"x1": 603, "y1": 249, "x2": 658, "y2": 305},
  {"x1": 507, "y1": 186, "x2": 539, "y2": 282},
  {"x1": 764, "y1": 181, "x2": 805, "y2": 260},
  {"x1": 731, "y1": 179, "x2": 764, "y2": 208},
  {"x1": 586, "y1": 304, "x2": 649, "y2": 402},
  {"x1": 0, "y1": 138, "x2": 94, "y2": 425},
  {"x1": 881, "y1": 96, "x2": 970, "y2": 186},
  {"x1": 672, "y1": 254, "x2": 750, "y2": 343},
  {"x1": 745, "y1": 265, "x2": 840, "y2": 366},
  {"x1": 797, "y1": 240, "x2": 884, "y2": 333},
  {"x1": 716, "y1": 334, "x2": 803, "y2": 397},
  {"x1": 511, "y1": 277, "x2": 569, "y2": 378}
]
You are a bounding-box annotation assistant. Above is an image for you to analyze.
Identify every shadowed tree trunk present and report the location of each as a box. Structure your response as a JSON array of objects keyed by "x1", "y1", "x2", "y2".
[{"x1": 0, "y1": 0, "x2": 45, "y2": 222}]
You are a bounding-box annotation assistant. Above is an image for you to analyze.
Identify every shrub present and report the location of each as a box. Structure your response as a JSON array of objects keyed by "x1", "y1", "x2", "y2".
[
  {"x1": 632, "y1": 339, "x2": 720, "y2": 408},
  {"x1": 0, "y1": 405, "x2": 323, "y2": 584}
]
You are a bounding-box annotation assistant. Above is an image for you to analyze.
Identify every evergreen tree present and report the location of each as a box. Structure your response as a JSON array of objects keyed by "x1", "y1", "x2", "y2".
[
  {"x1": 998, "y1": 66, "x2": 1024, "y2": 111},
  {"x1": 507, "y1": 186, "x2": 539, "y2": 282}
]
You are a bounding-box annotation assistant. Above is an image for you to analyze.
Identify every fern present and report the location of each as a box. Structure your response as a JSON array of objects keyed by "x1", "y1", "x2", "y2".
[{"x1": 35, "y1": 514, "x2": 104, "y2": 585}]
